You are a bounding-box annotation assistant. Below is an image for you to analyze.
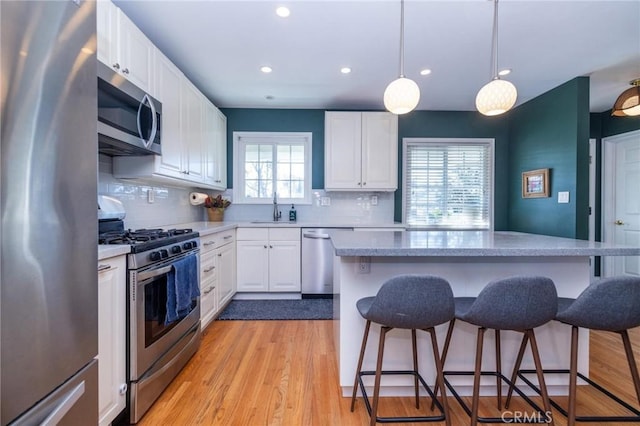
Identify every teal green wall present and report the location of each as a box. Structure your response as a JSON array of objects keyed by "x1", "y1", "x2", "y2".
[
  {"x1": 395, "y1": 111, "x2": 511, "y2": 230},
  {"x1": 594, "y1": 110, "x2": 640, "y2": 138},
  {"x1": 507, "y1": 77, "x2": 590, "y2": 239},
  {"x1": 222, "y1": 78, "x2": 604, "y2": 239},
  {"x1": 221, "y1": 109, "x2": 325, "y2": 188}
]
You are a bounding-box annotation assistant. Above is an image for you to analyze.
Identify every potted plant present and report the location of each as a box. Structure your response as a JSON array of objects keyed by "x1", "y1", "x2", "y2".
[{"x1": 204, "y1": 194, "x2": 231, "y2": 221}]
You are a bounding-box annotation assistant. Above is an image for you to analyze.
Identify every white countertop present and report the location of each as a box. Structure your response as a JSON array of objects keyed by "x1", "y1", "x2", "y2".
[
  {"x1": 98, "y1": 245, "x2": 130, "y2": 261},
  {"x1": 328, "y1": 230, "x2": 640, "y2": 257},
  {"x1": 163, "y1": 221, "x2": 405, "y2": 236}
]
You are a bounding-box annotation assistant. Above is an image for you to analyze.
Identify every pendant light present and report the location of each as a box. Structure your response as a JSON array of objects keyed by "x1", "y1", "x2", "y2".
[
  {"x1": 475, "y1": 0, "x2": 517, "y2": 116},
  {"x1": 611, "y1": 79, "x2": 640, "y2": 116},
  {"x1": 384, "y1": 0, "x2": 420, "y2": 115}
]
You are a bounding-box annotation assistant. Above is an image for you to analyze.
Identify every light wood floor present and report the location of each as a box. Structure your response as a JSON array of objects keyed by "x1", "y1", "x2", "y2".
[{"x1": 138, "y1": 320, "x2": 640, "y2": 425}]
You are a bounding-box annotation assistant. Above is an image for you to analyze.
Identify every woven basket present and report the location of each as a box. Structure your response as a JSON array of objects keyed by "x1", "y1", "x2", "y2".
[{"x1": 206, "y1": 208, "x2": 224, "y2": 222}]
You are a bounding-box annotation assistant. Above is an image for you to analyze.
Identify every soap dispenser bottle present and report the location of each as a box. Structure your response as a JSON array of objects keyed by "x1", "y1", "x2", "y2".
[{"x1": 289, "y1": 204, "x2": 297, "y2": 222}]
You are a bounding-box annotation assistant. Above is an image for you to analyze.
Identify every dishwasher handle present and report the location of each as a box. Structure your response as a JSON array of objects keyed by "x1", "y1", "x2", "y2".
[{"x1": 303, "y1": 232, "x2": 330, "y2": 239}]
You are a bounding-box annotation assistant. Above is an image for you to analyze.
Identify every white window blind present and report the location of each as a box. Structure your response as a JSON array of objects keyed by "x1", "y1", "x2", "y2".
[{"x1": 403, "y1": 139, "x2": 493, "y2": 229}]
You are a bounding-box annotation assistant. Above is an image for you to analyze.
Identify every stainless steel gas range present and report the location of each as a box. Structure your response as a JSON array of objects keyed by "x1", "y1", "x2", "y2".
[{"x1": 99, "y1": 223, "x2": 201, "y2": 423}]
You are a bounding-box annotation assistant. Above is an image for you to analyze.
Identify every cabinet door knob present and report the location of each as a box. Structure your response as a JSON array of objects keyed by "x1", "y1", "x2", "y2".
[
  {"x1": 264, "y1": 245, "x2": 268, "y2": 249},
  {"x1": 112, "y1": 63, "x2": 120, "y2": 70},
  {"x1": 363, "y1": 182, "x2": 366, "y2": 186},
  {"x1": 122, "y1": 68, "x2": 130, "y2": 75},
  {"x1": 615, "y1": 220, "x2": 625, "y2": 225},
  {"x1": 119, "y1": 383, "x2": 128, "y2": 395}
]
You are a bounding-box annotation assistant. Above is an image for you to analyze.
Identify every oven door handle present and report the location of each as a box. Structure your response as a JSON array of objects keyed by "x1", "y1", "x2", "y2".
[{"x1": 137, "y1": 265, "x2": 173, "y2": 282}]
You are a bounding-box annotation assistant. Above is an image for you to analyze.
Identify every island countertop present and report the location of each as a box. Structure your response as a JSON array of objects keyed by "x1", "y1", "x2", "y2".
[{"x1": 329, "y1": 230, "x2": 640, "y2": 257}]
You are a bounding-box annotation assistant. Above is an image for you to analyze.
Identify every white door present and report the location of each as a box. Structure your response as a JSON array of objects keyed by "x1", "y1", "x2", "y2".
[
  {"x1": 324, "y1": 111, "x2": 362, "y2": 189},
  {"x1": 236, "y1": 241, "x2": 269, "y2": 291},
  {"x1": 269, "y1": 241, "x2": 301, "y2": 291},
  {"x1": 361, "y1": 112, "x2": 398, "y2": 190},
  {"x1": 155, "y1": 53, "x2": 183, "y2": 178},
  {"x1": 603, "y1": 130, "x2": 640, "y2": 277}
]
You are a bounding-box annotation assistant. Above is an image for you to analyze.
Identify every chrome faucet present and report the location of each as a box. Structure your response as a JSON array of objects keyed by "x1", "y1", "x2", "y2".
[{"x1": 273, "y1": 192, "x2": 281, "y2": 221}]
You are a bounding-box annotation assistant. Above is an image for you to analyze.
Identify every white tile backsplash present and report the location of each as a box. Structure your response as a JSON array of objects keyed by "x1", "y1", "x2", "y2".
[
  {"x1": 220, "y1": 189, "x2": 395, "y2": 224},
  {"x1": 99, "y1": 155, "x2": 205, "y2": 229},
  {"x1": 99, "y1": 155, "x2": 396, "y2": 228}
]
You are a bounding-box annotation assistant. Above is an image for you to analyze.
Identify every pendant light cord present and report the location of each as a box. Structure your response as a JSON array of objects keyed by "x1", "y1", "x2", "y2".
[
  {"x1": 399, "y1": 0, "x2": 405, "y2": 78},
  {"x1": 491, "y1": 0, "x2": 499, "y2": 79}
]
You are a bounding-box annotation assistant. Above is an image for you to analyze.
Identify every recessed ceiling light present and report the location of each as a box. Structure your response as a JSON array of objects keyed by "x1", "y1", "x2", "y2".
[
  {"x1": 340, "y1": 67, "x2": 352, "y2": 74},
  {"x1": 420, "y1": 69, "x2": 432, "y2": 76},
  {"x1": 498, "y1": 68, "x2": 512, "y2": 76},
  {"x1": 276, "y1": 6, "x2": 290, "y2": 18},
  {"x1": 260, "y1": 66, "x2": 273, "y2": 73}
]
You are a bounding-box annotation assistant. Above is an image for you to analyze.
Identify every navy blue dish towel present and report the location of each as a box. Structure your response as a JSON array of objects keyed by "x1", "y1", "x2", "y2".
[{"x1": 165, "y1": 254, "x2": 200, "y2": 325}]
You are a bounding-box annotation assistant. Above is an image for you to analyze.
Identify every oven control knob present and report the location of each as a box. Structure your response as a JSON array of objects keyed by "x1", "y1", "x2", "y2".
[
  {"x1": 183, "y1": 242, "x2": 192, "y2": 250},
  {"x1": 160, "y1": 249, "x2": 169, "y2": 259},
  {"x1": 171, "y1": 245, "x2": 181, "y2": 254},
  {"x1": 150, "y1": 251, "x2": 161, "y2": 261},
  {"x1": 191, "y1": 241, "x2": 197, "y2": 248}
]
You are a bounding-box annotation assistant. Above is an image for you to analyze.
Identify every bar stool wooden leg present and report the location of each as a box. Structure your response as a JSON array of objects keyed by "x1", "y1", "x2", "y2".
[
  {"x1": 471, "y1": 327, "x2": 486, "y2": 426},
  {"x1": 620, "y1": 329, "x2": 640, "y2": 406},
  {"x1": 351, "y1": 320, "x2": 371, "y2": 411},
  {"x1": 428, "y1": 327, "x2": 452, "y2": 426},
  {"x1": 371, "y1": 326, "x2": 390, "y2": 426},
  {"x1": 528, "y1": 329, "x2": 554, "y2": 426},
  {"x1": 431, "y1": 318, "x2": 456, "y2": 410},
  {"x1": 505, "y1": 332, "x2": 529, "y2": 408},
  {"x1": 495, "y1": 329, "x2": 502, "y2": 410},
  {"x1": 412, "y1": 329, "x2": 420, "y2": 409}
]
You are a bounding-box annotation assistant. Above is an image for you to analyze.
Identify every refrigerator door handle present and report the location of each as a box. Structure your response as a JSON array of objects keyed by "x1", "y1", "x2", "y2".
[{"x1": 41, "y1": 382, "x2": 85, "y2": 425}]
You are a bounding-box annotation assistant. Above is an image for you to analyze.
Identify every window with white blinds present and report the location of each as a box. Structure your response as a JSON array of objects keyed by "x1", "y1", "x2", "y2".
[{"x1": 402, "y1": 138, "x2": 493, "y2": 229}]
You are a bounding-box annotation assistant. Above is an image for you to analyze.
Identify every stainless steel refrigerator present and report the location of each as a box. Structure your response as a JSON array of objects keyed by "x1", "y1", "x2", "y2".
[{"x1": 1, "y1": 1, "x2": 99, "y2": 424}]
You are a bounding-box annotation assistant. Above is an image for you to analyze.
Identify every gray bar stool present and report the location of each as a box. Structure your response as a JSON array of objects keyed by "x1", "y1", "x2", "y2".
[
  {"x1": 350, "y1": 274, "x2": 455, "y2": 426},
  {"x1": 510, "y1": 275, "x2": 640, "y2": 425},
  {"x1": 437, "y1": 276, "x2": 557, "y2": 425}
]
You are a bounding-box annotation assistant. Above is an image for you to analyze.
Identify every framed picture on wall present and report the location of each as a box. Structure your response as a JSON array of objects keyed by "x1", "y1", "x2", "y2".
[{"x1": 522, "y1": 168, "x2": 550, "y2": 198}]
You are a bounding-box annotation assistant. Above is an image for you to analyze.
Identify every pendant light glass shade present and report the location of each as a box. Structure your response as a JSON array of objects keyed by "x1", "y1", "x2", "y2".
[
  {"x1": 384, "y1": 0, "x2": 420, "y2": 115},
  {"x1": 475, "y1": 78, "x2": 517, "y2": 116},
  {"x1": 384, "y1": 77, "x2": 420, "y2": 115},
  {"x1": 611, "y1": 79, "x2": 640, "y2": 117},
  {"x1": 476, "y1": 0, "x2": 516, "y2": 116}
]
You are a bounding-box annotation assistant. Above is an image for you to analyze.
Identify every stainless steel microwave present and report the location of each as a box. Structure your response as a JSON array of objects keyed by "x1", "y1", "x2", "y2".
[{"x1": 97, "y1": 62, "x2": 161, "y2": 156}]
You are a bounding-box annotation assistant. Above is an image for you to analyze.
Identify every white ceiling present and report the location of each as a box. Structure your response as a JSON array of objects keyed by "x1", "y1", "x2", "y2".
[{"x1": 114, "y1": 0, "x2": 640, "y2": 113}]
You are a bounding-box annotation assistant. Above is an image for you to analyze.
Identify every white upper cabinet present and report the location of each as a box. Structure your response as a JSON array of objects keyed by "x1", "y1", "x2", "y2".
[
  {"x1": 104, "y1": 0, "x2": 228, "y2": 190},
  {"x1": 97, "y1": 1, "x2": 155, "y2": 94},
  {"x1": 181, "y1": 78, "x2": 205, "y2": 182},
  {"x1": 324, "y1": 111, "x2": 398, "y2": 191},
  {"x1": 154, "y1": 51, "x2": 183, "y2": 178},
  {"x1": 203, "y1": 102, "x2": 227, "y2": 190}
]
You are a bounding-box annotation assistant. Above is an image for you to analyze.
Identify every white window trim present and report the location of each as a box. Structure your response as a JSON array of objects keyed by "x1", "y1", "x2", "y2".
[
  {"x1": 401, "y1": 137, "x2": 495, "y2": 230},
  {"x1": 233, "y1": 131, "x2": 313, "y2": 205}
]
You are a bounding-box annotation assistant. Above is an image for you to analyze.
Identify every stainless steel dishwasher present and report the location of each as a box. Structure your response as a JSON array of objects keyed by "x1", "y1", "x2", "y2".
[{"x1": 301, "y1": 228, "x2": 351, "y2": 298}]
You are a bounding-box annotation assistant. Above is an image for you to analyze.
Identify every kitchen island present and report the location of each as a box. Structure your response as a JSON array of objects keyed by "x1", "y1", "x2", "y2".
[{"x1": 329, "y1": 230, "x2": 640, "y2": 397}]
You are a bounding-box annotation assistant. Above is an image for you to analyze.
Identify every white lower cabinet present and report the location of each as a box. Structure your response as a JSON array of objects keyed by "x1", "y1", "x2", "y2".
[
  {"x1": 200, "y1": 229, "x2": 236, "y2": 329},
  {"x1": 97, "y1": 255, "x2": 127, "y2": 426},
  {"x1": 236, "y1": 228, "x2": 301, "y2": 292}
]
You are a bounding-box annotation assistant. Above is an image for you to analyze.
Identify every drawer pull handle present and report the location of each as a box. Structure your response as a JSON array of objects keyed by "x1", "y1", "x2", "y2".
[
  {"x1": 203, "y1": 266, "x2": 215, "y2": 273},
  {"x1": 223, "y1": 235, "x2": 233, "y2": 240},
  {"x1": 97, "y1": 264, "x2": 112, "y2": 272},
  {"x1": 203, "y1": 241, "x2": 216, "y2": 246},
  {"x1": 203, "y1": 286, "x2": 215, "y2": 295}
]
